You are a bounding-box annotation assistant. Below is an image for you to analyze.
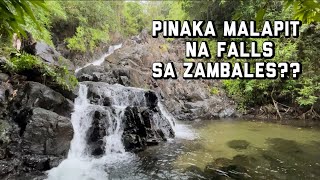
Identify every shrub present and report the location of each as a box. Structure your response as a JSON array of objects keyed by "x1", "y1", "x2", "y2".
[{"x1": 7, "y1": 53, "x2": 78, "y2": 90}]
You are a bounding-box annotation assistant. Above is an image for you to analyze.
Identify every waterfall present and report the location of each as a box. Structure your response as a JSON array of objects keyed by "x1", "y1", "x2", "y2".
[
  {"x1": 68, "y1": 84, "x2": 91, "y2": 158},
  {"x1": 75, "y1": 44, "x2": 122, "y2": 73},
  {"x1": 46, "y1": 43, "x2": 194, "y2": 180}
]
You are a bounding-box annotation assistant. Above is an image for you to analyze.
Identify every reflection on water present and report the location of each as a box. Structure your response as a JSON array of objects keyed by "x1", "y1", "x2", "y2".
[{"x1": 107, "y1": 119, "x2": 320, "y2": 179}]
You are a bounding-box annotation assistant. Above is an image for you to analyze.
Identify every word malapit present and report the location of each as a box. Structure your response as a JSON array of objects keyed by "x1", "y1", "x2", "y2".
[{"x1": 152, "y1": 20, "x2": 301, "y2": 38}]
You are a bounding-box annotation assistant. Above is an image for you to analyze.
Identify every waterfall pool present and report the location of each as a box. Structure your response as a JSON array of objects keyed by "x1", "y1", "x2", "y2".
[{"x1": 105, "y1": 119, "x2": 320, "y2": 180}]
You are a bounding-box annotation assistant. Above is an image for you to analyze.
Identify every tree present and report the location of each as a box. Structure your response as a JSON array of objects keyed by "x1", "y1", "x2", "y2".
[{"x1": 0, "y1": 0, "x2": 46, "y2": 35}]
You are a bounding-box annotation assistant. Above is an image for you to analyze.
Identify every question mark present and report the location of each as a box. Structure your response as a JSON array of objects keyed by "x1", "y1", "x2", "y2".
[
  {"x1": 278, "y1": 62, "x2": 289, "y2": 78},
  {"x1": 290, "y1": 62, "x2": 302, "y2": 79}
]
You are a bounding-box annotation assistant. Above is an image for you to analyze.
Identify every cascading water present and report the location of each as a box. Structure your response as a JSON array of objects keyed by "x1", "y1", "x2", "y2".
[
  {"x1": 75, "y1": 44, "x2": 122, "y2": 73},
  {"x1": 47, "y1": 44, "x2": 194, "y2": 180}
]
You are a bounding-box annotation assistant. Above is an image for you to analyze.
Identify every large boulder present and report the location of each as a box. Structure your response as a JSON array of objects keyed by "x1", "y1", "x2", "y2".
[
  {"x1": 22, "y1": 42, "x2": 75, "y2": 70},
  {"x1": 0, "y1": 81, "x2": 74, "y2": 179},
  {"x1": 20, "y1": 108, "x2": 73, "y2": 156},
  {"x1": 0, "y1": 107, "x2": 73, "y2": 179},
  {"x1": 122, "y1": 106, "x2": 174, "y2": 152},
  {"x1": 11, "y1": 81, "x2": 74, "y2": 118}
]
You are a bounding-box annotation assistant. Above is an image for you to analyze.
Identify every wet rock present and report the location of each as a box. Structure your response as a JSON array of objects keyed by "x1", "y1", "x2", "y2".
[
  {"x1": 213, "y1": 158, "x2": 233, "y2": 168},
  {"x1": 86, "y1": 110, "x2": 107, "y2": 156},
  {"x1": 220, "y1": 165, "x2": 249, "y2": 179},
  {"x1": 0, "y1": 82, "x2": 12, "y2": 107},
  {"x1": 22, "y1": 155, "x2": 50, "y2": 171},
  {"x1": 0, "y1": 120, "x2": 10, "y2": 160},
  {"x1": 122, "y1": 107, "x2": 148, "y2": 151},
  {"x1": 122, "y1": 106, "x2": 174, "y2": 152},
  {"x1": 227, "y1": 140, "x2": 250, "y2": 150},
  {"x1": 266, "y1": 138, "x2": 303, "y2": 154},
  {"x1": 11, "y1": 81, "x2": 74, "y2": 118},
  {"x1": 76, "y1": 65, "x2": 104, "y2": 80},
  {"x1": 232, "y1": 154, "x2": 257, "y2": 167},
  {"x1": 20, "y1": 108, "x2": 73, "y2": 156},
  {"x1": 145, "y1": 91, "x2": 158, "y2": 108},
  {"x1": 184, "y1": 165, "x2": 208, "y2": 179},
  {"x1": 204, "y1": 162, "x2": 249, "y2": 180}
]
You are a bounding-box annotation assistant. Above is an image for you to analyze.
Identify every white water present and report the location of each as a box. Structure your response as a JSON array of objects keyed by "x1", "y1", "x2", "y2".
[
  {"x1": 47, "y1": 83, "x2": 138, "y2": 180},
  {"x1": 75, "y1": 44, "x2": 122, "y2": 73},
  {"x1": 47, "y1": 42, "x2": 195, "y2": 179},
  {"x1": 158, "y1": 102, "x2": 197, "y2": 140}
]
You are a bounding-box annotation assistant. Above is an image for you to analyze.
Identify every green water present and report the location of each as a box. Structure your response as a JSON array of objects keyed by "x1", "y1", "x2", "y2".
[
  {"x1": 175, "y1": 119, "x2": 320, "y2": 179},
  {"x1": 107, "y1": 119, "x2": 320, "y2": 179}
]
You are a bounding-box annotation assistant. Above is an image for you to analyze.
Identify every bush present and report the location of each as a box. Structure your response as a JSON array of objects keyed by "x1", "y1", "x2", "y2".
[{"x1": 7, "y1": 53, "x2": 78, "y2": 90}]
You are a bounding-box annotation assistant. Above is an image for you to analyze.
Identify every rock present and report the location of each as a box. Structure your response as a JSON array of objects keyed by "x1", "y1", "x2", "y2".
[
  {"x1": 0, "y1": 120, "x2": 10, "y2": 160},
  {"x1": 145, "y1": 91, "x2": 158, "y2": 108},
  {"x1": 0, "y1": 82, "x2": 13, "y2": 107},
  {"x1": 232, "y1": 154, "x2": 257, "y2": 167},
  {"x1": 86, "y1": 110, "x2": 107, "y2": 156},
  {"x1": 0, "y1": 57, "x2": 7, "y2": 69},
  {"x1": 122, "y1": 106, "x2": 174, "y2": 152},
  {"x1": 0, "y1": 73, "x2": 9, "y2": 82},
  {"x1": 119, "y1": 76, "x2": 130, "y2": 86},
  {"x1": 22, "y1": 155, "x2": 50, "y2": 171},
  {"x1": 20, "y1": 108, "x2": 73, "y2": 156},
  {"x1": 22, "y1": 42, "x2": 75, "y2": 70},
  {"x1": 227, "y1": 140, "x2": 250, "y2": 150},
  {"x1": 0, "y1": 106, "x2": 72, "y2": 179},
  {"x1": 85, "y1": 33, "x2": 239, "y2": 121},
  {"x1": 122, "y1": 107, "x2": 148, "y2": 152},
  {"x1": 185, "y1": 165, "x2": 208, "y2": 179},
  {"x1": 11, "y1": 81, "x2": 74, "y2": 118},
  {"x1": 0, "y1": 160, "x2": 17, "y2": 177},
  {"x1": 219, "y1": 108, "x2": 236, "y2": 118}
]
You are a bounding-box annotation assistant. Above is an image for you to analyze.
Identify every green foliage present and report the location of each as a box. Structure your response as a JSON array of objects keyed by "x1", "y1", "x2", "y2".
[
  {"x1": 66, "y1": 26, "x2": 109, "y2": 53},
  {"x1": 7, "y1": 53, "x2": 78, "y2": 90},
  {"x1": 123, "y1": 2, "x2": 145, "y2": 36},
  {"x1": 0, "y1": 0, "x2": 46, "y2": 35},
  {"x1": 24, "y1": 1, "x2": 66, "y2": 46},
  {"x1": 61, "y1": 1, "x2": 113, "y2": 52},
  {"x1": 183, "y1": 0, "x2": 320, "y2": 112},
  {"x1": 252, "y1": 0, "x2": 320, "y2": 23}
]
